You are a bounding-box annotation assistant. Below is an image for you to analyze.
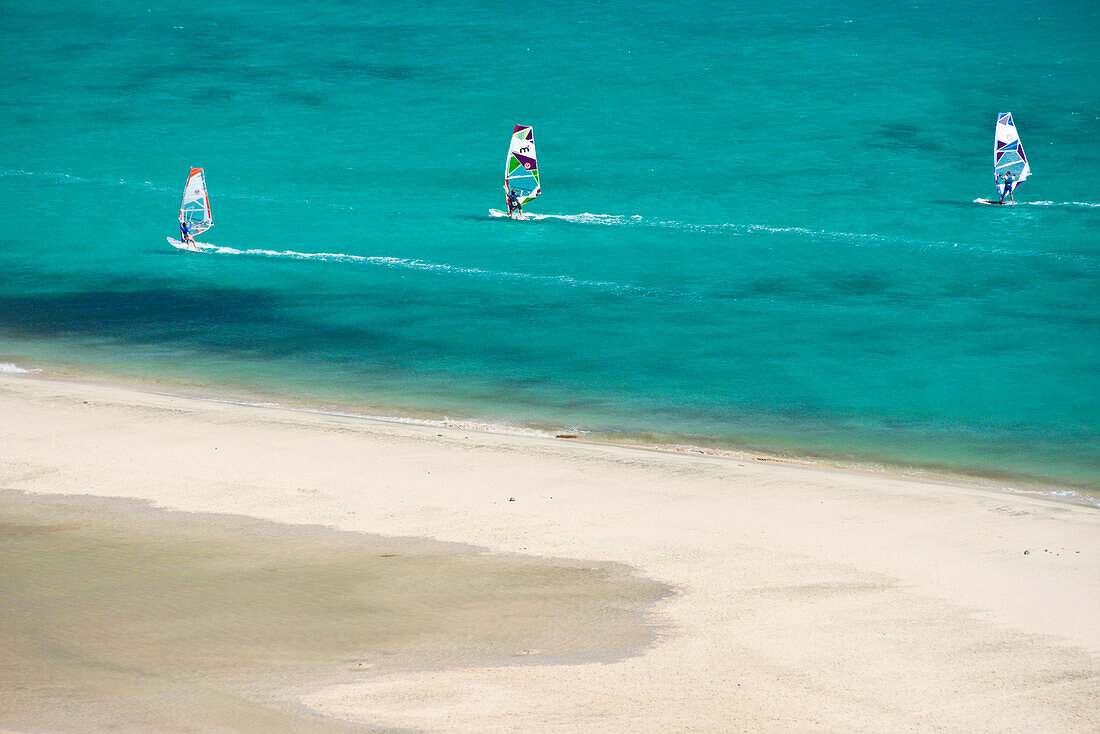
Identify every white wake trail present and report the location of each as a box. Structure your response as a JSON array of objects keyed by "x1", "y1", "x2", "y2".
[
  {"x1": 1021, "y1": 201, "x2": 1100, "y2": 209},
  {"x1": 172, "y1": 241, "x2": 659, "y2": 297}
]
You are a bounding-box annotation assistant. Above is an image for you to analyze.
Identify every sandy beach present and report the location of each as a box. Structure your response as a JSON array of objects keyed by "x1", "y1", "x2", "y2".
[{"x1": 0, "y1": 372, "x2": 1097, "y2": 732}]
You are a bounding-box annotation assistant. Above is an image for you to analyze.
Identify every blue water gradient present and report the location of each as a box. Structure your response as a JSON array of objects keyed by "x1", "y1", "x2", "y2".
[{"x1": 1, "y1": 1, "x2": 1098, "y2": 492}]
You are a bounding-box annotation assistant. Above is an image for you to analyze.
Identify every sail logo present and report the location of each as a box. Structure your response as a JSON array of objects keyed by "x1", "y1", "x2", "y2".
[{"x1": 518, "y1": 146, "x2": 530, "y2": 154}]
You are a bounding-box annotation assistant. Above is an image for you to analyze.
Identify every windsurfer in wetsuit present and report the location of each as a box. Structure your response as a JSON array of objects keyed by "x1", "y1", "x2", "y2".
[
  {"x1": 507, "y1": 188, "x2": 521, "y2": 216},
  {"x1": 999, "y1": 170, "x2": 1015, "y2": 203},
  {"x1": 180, "y1": 219, "x2": 194, "y2": 245},
  {"x1": 1003, "y1": 171, "x2": 1016, "y2": 203}
]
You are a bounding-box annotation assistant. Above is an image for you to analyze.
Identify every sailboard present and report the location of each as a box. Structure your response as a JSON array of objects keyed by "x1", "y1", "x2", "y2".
[
  {"x1": 491, "y1": 125, "x2": 540, "y2": 220},
  {"x1": 976, "y1": 113, "x2": 1031, "y2": 205},
  {"x1": 170, "y1": 167, "x2": 213, "y2": 249}
]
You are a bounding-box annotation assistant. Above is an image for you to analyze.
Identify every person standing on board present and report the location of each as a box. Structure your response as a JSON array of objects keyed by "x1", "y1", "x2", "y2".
[
  {"x1": 999, "y1": 170, "x2": 1016, "y2": 203},
  {"x1": 507, "y1": 188, "x2": 522, "y2": 216},
  {"x1": 180, "y1": 220, "x2": 194, "y2": 245}
]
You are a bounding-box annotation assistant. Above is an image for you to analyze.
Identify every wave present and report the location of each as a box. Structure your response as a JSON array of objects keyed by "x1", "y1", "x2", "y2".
[{"x1": 0, "y1": 362, "x2": 39, "y2": 374}]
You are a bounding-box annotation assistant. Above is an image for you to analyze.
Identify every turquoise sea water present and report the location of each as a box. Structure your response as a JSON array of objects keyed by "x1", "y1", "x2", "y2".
[{"x1": 2, "y1": 1, "x2": 1099, "y2": 494}]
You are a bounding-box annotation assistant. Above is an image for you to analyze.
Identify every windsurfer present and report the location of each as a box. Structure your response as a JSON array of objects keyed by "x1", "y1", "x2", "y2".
[
  {"x1": 180, "y1": 220, "x2": 194, "y2": 245},
  {"x1": 507, "y1": 188, "x2": 522, "y2": 216},
  {"x1": 999, "y1": 170, "x2": 1015, "y2": 203}
]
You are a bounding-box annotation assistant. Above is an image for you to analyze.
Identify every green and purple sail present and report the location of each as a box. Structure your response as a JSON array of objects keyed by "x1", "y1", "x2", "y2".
[{"x1": 504, "y1": 125, "x2": 540, "y2": 208}]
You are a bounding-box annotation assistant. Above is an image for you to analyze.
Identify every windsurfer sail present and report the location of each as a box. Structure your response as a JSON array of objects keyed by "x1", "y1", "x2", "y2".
[
  {"x1": 179, "y1": 167, "x2": 213, "y2": 238},
  {"x1": 994, "y1": 113, "x2": 1030, "y2": 200},
  {"x1": 504, "y1": 125, "x2": 540, "y2": 214}
]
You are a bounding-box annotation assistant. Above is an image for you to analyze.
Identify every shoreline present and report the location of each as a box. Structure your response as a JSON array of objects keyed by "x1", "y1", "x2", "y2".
[
  {"x1": 3, "y1": 356, "x2": 1097, "y2": 508},
  {"x1": 1, "y1": 369, "x2": 1098, "y2": 731}
]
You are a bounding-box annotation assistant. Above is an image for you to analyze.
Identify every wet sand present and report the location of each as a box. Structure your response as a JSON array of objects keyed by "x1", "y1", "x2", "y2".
[
  {"x1": 0, "y1": 373, "x2": 1097, "y2": 732},
  {"x1": 0, "y1": 492, "x2": 664, "y2": 732}
]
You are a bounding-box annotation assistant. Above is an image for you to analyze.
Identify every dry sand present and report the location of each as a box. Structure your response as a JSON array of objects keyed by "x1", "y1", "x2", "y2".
[{"x1": 0, "y1": 372, "x2": 1097, "y2": 732}]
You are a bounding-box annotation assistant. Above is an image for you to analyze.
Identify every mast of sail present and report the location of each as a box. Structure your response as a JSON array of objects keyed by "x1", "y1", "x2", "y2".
[
  {"x1": 179, "y1": 167, "x2": 213, "y2": 236},
  {"x1": 504, "y1": 125, "x2": 540, "y2": 207},
  {"x1": 994, "y1": 113, "x2": 1030, "y2": 195}
]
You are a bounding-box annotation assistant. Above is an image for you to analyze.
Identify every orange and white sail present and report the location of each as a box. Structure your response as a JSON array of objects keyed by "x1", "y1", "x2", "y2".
[{"x1": 179, "y1": 167, "x2": 213, "y2": 236}]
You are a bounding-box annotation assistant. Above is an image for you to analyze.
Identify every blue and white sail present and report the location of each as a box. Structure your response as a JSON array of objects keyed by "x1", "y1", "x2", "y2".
[{"x1": 994, "y1": 113, "x2": 1030, "y2": 196}]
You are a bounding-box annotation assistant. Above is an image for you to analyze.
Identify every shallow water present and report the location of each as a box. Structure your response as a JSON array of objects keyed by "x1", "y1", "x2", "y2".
[{"x1": 1, "y1": 0, "x2": 1098, "y2": 492}]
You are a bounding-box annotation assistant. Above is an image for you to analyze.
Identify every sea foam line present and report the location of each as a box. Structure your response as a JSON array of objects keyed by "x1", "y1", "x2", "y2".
[
  {"x1": 0, "y1": 169, "x2": 88, "y2": 184},
  {"x1": 189, "y1": 243, "x2": 661, "y2": 297},
  {"x1": 536, "y1": 212, "x2": 1099, "y2": 270},
  {"x1": 0, "y1": 362, "x2": 40, "y2": 374},
  {"x1": 532, "y1": 212, "x2": 923, "y2": 254},
  {"x1": 536, "y1": 211, "x2": 916, "y2": 244},
  {"x1": 1022, "y1": 201, "x2": 1100, "y2": 209}
]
